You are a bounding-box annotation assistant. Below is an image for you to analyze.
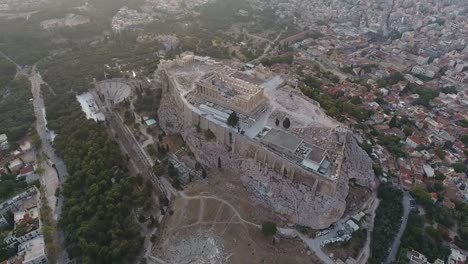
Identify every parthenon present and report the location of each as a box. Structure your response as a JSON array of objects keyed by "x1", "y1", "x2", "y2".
[{"x1": 196, "y1": 72, "x2": 264, "y2": 114}]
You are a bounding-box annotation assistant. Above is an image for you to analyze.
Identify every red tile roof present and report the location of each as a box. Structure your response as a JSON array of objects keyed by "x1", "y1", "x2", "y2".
[{"x1": 19, "y1": 165, "x2": 34, "y2": 175}]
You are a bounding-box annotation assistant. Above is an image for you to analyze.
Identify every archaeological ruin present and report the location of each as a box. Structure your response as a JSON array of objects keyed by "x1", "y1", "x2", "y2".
[{"x1": 156, "y1": 53, "x2": 375, "y2": 229}]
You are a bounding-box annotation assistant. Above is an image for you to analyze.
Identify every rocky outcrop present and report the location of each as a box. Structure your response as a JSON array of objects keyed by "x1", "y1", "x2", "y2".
[
  {"x1": 157, "y1": 74, "x2": 375, "y2": 229},
  {"x1": 342, "y1": 134, "x2": 376, "y2": 189},
  {"x1": 239, "y1": 159, "x2": 348, "y2": 229}
]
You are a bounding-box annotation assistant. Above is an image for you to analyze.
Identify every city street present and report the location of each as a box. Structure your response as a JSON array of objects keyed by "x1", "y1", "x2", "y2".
[{"x1": 29, "y1": 64, "x2": 70, "y2": 264}]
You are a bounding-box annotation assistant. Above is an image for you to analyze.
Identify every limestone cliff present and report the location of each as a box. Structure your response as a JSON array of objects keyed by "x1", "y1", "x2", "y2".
[{"x1": 341, "y1": 134, "x2": 377, "y2": 189}]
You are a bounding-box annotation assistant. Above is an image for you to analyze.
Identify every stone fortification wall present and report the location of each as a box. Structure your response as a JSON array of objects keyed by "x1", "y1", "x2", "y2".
[
  {"x1": 162, "y1": 68, "x2": 338, "y2": 193},
  {"x1": 157, "y1": 67, "x2": 374, "y2": 228}
]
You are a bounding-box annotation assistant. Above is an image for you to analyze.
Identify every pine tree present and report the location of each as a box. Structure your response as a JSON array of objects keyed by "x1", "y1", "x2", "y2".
[
  {"x1": 227, "y1": 112, "x2": 239, "y2": 127},
  {"x1": 283, "y1": 117, "x2": 291, "y2": 129},
  {"x1": 389, "y1": 115, "x2": 397, "y2": 128}
]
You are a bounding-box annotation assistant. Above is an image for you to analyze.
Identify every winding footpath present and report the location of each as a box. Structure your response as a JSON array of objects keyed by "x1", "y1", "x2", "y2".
[{"x1": 176, "y1": 191, "x2": 337, "y2": 264}]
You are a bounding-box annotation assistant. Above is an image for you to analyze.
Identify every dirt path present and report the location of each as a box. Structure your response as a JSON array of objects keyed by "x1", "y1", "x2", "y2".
[{"x1": 179, "y1": 192, "x2": 260, "y2": 228}]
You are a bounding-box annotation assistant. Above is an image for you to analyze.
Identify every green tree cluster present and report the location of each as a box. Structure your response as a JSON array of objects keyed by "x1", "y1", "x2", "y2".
[
  {"x1": 369, "y1": 184, "x2": 403, "y2": 264},
  {"x1": 0, "y1": 174, "x2": 29, "y2": 201},
  {"x1": 0, "y1": 75, "x2": 35, "y2": 145},
  {"x1": 260, "y1": 55, "x2": 294, "y2": 66},
  {"x1": 301, "y1": 85, "x2": 369, "y2": 121},
  {"x1": 261, "y1": 222, "x2": 277, "y2": 237},
  {"x1": 399, "y1": 214, "x2": 451, "y2": 262},
  {"x1": 377, "y1": 135, "x2": 406, "y2": 157},
  {"x1": 227, "y1": 112, "x2": 239, "y2": 127},
  {"x1": 411, "y1": 186, "x2": 455, "y2": 228},
  {"x1": 52, "y1": 112, "x2": 143, "y2": 263}
]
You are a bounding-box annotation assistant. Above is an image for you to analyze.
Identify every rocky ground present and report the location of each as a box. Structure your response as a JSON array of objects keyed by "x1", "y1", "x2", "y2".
[{"x1": 153, "y1": 173, "x2": 325, "y2": 264}]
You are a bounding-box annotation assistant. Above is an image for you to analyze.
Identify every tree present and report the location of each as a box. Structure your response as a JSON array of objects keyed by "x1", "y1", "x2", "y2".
[
  {"x1": 403, "y1": 126, "x2": 413, "y2": 137},
  {"x1": 35, "y1": 167, "x2": 45, "y2": 176},
  {"x1": 147, "y1": 145, "x2": 156, "y2": 156},
  {"x1": 31, "y1": 133, "x2": 41, "y2": 149},
  {"x1": 435, "y1": 148, "x2": 446, "y2": 159},
  {"x1": 454, "y1": 162, "x2": 466, "y2": 173},
  {"x1": 283, "y1": 117, "x2": 291, "y2": 129},
  {"x1": 262, "y1": 222, "x2": 277, "y2": 237},
  {"x1": 227, "y1": 112, "x2": 239, "y2": 127},
  {"x1": 461, "y1": 134, "x2": 468, "y2": 145},
  {"x1": 172, "y1": 177, "x2": 182, "y2": 190},
  {"x1": 153, "y1": 163, "x2": 164, "y2": 176},
  {"x1": 370, "y1": 184, "x2": 403, "y2": 264},
  {"x1": 389, "y1": 115, "x2": 397, "y2": 128},
  {"x1": 136, "y1": 174, "x2": 143, "y2": 185},
  {"x1": 195, "y1": 162, "x2": 201, "y2": 171},
  {"x1": 168, "y1": 162, "x2": 178, "y2": 177},
  {"x1": 350, "y1": 96, "x2": 362, "y2": 105},
  {"x1": 218, "y1": 157, "x2": 221, "y2": 169},
  {"x1": 204, "y1": 129, "x2": 215, "y2": 140},
  {"x1": 412, "y1": 186, "x2": 432, "y2": 207},
  {"x1": 202, "y1": 168, "x2": 207, "y2": 178}
]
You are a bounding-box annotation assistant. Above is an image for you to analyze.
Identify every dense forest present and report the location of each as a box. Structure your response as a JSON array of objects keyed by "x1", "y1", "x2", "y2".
[
  {"x1": 36, "y1": 36, "x2": 148, "y2": 261},
  {"x1": 0, "y1": 58, "x2": 35, "y2": 146},
  {"x1": 51, "y1": 110, "x2": 143, "y2": 263},
  {"x1": 369, "y1": 184, "x2": 403, "y2": 264}
]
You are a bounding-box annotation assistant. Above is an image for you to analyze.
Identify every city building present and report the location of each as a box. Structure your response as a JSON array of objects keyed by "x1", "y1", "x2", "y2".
[
  {"x1": 407, "y1": 250, "x2": 428, "y2": 264},
  {"x1": 17, "y1": 236, "x2": 48, "y2": 264},
  {"x1": 17, "y1": 165, "x2": 39, "y2": 183},
  {"x1": 8, "y1": 159, "x2": 24, "y2": 173},
  {"x1": 448, "y1": 248, "x2": 466, "y2": 264},
  {"x1": 0, "y1": 134, "x2": 8, "y2": 151}
]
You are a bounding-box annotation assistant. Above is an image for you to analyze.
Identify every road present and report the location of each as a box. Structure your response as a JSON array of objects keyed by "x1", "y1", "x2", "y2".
[
  {"x1": 247, "y1": 30, "x2": 284, "y2": 64},
  {"x1": 243, "y1": 32, "x2": 274, "y2": 44},
  {"x1": 312, "y1": 56, "x2": 352, "y2": 81},
  {"x1": 385, "y1": 191, "x2": 411, "y2": 264},
  {"x1": 356, "y1": 194, "x2": 380, "y2": 264},
  {"x1": 296, "y1": 191, "x2": 381, "y2": 264},
  {"x1": 0, "y1": 50, "x2": 21, "y2": 69},
  {"x1": 29, "y1": 65, "x2": 70, "y2": 264},
  {"x1": 298, "y1": 218, "x2": 351, "y2": 264}
]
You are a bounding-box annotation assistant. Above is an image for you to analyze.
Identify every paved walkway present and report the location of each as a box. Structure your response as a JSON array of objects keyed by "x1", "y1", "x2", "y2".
[{"x1": 29, "y1": 64, "x2": 70, "y2": 264}]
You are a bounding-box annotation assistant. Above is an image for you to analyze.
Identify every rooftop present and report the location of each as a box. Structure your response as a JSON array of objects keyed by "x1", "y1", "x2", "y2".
[
  {"x1": 19, "y1": 165, "x2": 34, "y2": 176},
  {"x1": 261, "y1": 129, "x2": 303, "y2": 153},
  {"x1": 260, "y1": 128, "x2": 333, "y2": 176},
  {"x1": 14, "y1": 207, "x2": 40, "y2": 237},
  {"x1": 18, "y1": 236, "x2": 46, "y2": 263}
]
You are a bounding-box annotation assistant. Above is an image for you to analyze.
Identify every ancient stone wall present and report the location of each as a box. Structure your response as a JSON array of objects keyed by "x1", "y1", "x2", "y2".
[
  {"x1": 157, "y1": 68, "x2": 374, "y2": 228},
  {"x1": 171, "y1": 83, "x2": 338, "y2": 196}
]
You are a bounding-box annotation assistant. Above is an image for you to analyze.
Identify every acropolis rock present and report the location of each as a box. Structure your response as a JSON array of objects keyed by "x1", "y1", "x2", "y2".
[{"x1": 156, "y1": 53, "x2": 376, "y2": 229}]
